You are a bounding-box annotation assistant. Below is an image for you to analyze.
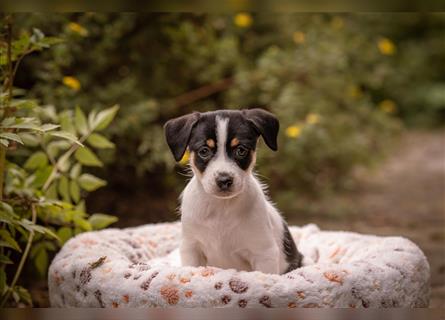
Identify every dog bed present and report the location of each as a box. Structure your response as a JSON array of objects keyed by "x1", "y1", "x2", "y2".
[{"x1": 48, "y1": 222, "x2": 430, "y2": 308}]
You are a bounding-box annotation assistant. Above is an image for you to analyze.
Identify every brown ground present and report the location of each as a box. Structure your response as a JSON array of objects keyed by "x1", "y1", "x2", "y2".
[{"x1": 288, "y1": 130, "x2": 445, "y2": 308}]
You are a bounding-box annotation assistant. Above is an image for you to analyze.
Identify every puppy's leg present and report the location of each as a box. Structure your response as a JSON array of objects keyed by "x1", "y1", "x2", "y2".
[
  {"x1": 251, "y1": 247, "x2": 280, "y2": 274},
  {"x1": 180, "y1": 238, "x2": 205, "y2": 267}
]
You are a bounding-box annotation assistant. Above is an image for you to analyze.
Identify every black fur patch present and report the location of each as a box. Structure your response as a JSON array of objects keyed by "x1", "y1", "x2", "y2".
[
  {"x1": 188, "y1": 113, "x2": 218, "y2": 173},
  {"x1": 282, "y1": 222, "x2": 303, "y2": 273},
  {"x1": 188, "y1": 110, "x2": 258, "y2": 172},
  {"x1": 164, "y1": 112, "x2": 200, "y2": 161},
  {"x1": 165, "y1": 109, "x2": 279, "y2": 173},
  {"x1": 225, "y1": 112, "x2": 258, "y2": 170}
]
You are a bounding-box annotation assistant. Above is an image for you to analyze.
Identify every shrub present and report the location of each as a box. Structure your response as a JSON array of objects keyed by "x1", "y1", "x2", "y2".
[{"x1": 0, "y1": 16, "x2": 118, "y2": 307}]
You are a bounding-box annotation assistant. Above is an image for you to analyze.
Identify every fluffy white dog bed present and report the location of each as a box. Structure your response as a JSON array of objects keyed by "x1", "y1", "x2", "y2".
[{"x1": 48, "y1": 222, "x2": 430, "y2": 308}]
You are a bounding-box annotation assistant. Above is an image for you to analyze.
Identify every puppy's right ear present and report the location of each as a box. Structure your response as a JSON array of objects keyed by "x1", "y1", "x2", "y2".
[{"x1": 164, "y1": 112, "x2": 200, "y2": 162}]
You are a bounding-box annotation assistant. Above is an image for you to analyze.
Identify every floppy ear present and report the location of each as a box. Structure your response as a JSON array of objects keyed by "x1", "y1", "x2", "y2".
[
  {"x1": 164, "y1": 112, "x2": 200, "y2": 162},
  {"x1": 242, "y1": 108, "x2": 279, "y2": 151}
]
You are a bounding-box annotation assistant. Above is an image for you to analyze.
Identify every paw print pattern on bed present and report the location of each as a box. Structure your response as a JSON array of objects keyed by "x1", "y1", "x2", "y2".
[{"x1": 48, "y1": 222, "x2": 430, "y2": 308}]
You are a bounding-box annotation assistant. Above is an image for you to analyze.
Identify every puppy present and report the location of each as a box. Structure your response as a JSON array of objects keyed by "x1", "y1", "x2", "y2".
[{"x1": 164, "y1": 108, "x2": 302, "y2": 274}]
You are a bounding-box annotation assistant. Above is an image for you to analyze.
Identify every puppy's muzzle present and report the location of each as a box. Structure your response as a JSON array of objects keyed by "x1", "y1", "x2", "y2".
[{"x1": 215, "y1": 172, "x2": 234, "y2": 191}]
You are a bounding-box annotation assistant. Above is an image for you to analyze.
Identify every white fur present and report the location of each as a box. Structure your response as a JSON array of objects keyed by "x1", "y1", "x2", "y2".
[{"x1": 180, "y1": 116, "x2": 288, "y2": 274}]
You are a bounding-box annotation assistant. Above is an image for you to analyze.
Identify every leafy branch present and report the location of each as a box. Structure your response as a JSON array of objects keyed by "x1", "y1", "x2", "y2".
[{"x1": 0, "y1": 15, "x2": 118, "y2": 307}]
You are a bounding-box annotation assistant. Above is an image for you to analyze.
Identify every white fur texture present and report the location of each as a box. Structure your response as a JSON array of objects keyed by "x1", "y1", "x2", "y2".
[
  {"x1": 182, "y1": 116, "x2": 289, "y2": 274},
  {"x1": 181, "y1": 175, "x2": 288, "y2": 274},
  {"x1": 48, "y1": 222, "x2": 430, "y2": 308}
]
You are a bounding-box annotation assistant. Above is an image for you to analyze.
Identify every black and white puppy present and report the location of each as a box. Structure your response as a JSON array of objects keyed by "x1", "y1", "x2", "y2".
[{"x1": 164, "y1": 109, "x2": 302, "y2": 274}]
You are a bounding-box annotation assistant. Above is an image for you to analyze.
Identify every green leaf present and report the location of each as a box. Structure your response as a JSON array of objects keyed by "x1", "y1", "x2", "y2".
[
  {"x1": 0, "y1": 230, "x2": 21, "y2": 252},
  {"x1": 1, "y1": 117, "x2": 15, "y2": 127},
  {"x1": 15, "y1": 286, "x2": 32, "y2": 306},
  {"x1": 91, "y1": 105, "x2": 119, "y2": 131},
  {"x1": 76, "y1": 200, "x2": 86, "y2": 212},
  {"x1": 74, "y1": 147, "x2": 103, "y2": 167},
  {"x1": 0, "y1": 254, "x2": 13, "y2": 264},
  {"x1": 88, "y1": 213, "x2": 118, "y2": 230},
  {"x1": 19, "y1": 221, "x2": 59, "y2": 240},
  {"x1": 0, "y1": 139, "x2": 9, "y2": 147},
  {"x1": 2, "y1": 117, "x2": 40, "y2": 131},
  {"x1": 10, "y1": 99, "x2": 38, "y2": 110},
  {"x1": 24, "y1": 151, "x2": 48, "y2": 170},
  {"x1": 43, "y1": 240, "x2": 57, "y2": 251},
  {"x1": 40, "y1": 226, "x2": 59, "y2": 240},
  {"x1": 58, "y1": 156, "x2": 71, "y2": 173},
  {"x1": 56, "y1": 227, "x2": 73, "y2": 245},
  {"x1": 0, "y1": 211, "x2": 16, "y2": 225},
  {"x1": 86, "y1": 133, "x2": 115, "y2": 149},
  {"x1": 78, "y1": 174, "x2": 107, "y2": 191},
  {"x1": 49, "y1": 131, "x2": 83, "y2": 146},
  {"x1": 34, "y1": 248, "x2": 48, "y2": 276},
  {"x1": 75, "y1": 106, "x2": 89, "y2": 136},
  {"x1": 30, "y1": 242, "x2": 45, "y2": 258},
  {"x1": 0, "y1": 132, "x2": 23, "y2": 144},
  {"x1": 40, "y1": 124, "x2": 60, "y2": 132},
  {"x1": 0, "y1": 269, "x2": 6, "y2": 295},
  {"x1": 70, "y1": 163, "x2": 82, "y2": 179},
  {"x1": 45, "y1": 182, "x2": 58, "y2": 199},
  {"x1": 59, "y1": 112, "x2": 76, "y2": 135},
  {"x1": 46, "y1": 140, "x2": 71, "y2": 159},
  {"x1": 31, "y1": 165, "x2": 53, "y2": 188},
  {"x1": 87, "y1": 110, "x2": 97, "y2": 129},
  {"x1": 73, "y1": 217, "x2": 92, "y2": 231},
  {"x1": 18, "y1": 132, "x2": 40, "y2": 147},
  {"x1": 0, "y1": 201, "x2": 15, "y2": 215},
  {"x1": 58, "y1": 176, "x2": 70, "y2": 203},
  {"x1": 70, "y1": 180, "x2": 80, "y2": 203}
]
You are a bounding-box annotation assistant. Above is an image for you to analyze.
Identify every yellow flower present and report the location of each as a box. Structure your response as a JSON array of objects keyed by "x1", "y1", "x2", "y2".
[
  {"x1": 378, "y1": 99, "x2": 397, "y2": 113},
  {"x1": 234, "y1": 13, "x2": 252, "y2": 28},
  {"x1": 292, "y1": 31, "x2": 305, "y2": 44},
  {"x1": 331, "y1": 16, "x2": 344, "y2": 30},
  {"x1": 285, "y1": 125, "x2": 302, "y2": 139},
  {"x1": 67, "y1": 22, "x2": 89, "y2": 37},
  {"x1": 306, "y1": 113, "x2": 320, "y2": 125},
  {"x1": 377, "y1": 37, "x2": 396, "y2": 56},
  {"x1": 179, "y1": 149, "x2": 190, "y2": 165},
  {"x1": 62, "y1": 76, "x2": 81, "y2": 91}
]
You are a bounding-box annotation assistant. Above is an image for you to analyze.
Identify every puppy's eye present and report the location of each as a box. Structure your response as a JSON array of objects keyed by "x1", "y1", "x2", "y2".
[
  {"x1": 235, "y1": 146, "x2": 248, "y2": 158},
  {"x1": 198, "y1": 146, "x2": 212, "y2": 159}
]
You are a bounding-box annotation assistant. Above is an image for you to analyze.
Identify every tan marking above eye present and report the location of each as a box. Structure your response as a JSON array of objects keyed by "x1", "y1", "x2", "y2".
[
  {"x1": 206, "y1": 139, "x2": 215, "y2": 148},
  {"x1": 230, "y1": 138, "x2": 239, "y2": 147}
]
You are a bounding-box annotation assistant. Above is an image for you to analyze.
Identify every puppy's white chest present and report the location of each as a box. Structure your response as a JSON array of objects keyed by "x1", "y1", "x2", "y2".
[
  {"x1": 180, "y1": 176, "x2": 287, "y2": 273},
  {"x1": 191, "y1": 217, "x2": 253, "y2": 270}
]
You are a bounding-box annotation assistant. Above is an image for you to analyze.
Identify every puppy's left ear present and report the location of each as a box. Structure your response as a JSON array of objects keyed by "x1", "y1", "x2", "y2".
[
  {"x1": 243, "y1": 108, "x2": 279, "y2": 151},
  {"x1": 164, "y1": 112, "x2": 200, "y2": 162}
]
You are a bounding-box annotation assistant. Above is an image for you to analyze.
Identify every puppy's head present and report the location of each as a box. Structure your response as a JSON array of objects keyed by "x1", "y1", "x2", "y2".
[{"x1": 164, "y1": 109, "x2": 279, "y2": 199}]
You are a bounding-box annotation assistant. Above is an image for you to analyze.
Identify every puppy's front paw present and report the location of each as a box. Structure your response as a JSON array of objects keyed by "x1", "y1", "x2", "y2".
[{"x1": 180, "y1": 241, "x2": 205, "y2": 267}]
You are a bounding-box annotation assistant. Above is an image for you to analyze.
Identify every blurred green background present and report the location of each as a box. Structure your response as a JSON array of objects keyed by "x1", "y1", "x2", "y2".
[
  {"x1": 12, "y1": 13, "x2": 445, "y2": 225},
  {"x1": 6, "y1": 12, "x2": 445, "y2": 307}
]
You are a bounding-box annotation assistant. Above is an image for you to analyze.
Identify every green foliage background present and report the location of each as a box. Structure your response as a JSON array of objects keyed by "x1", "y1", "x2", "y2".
[{"x1": 13, "y1": 13, "x2": 445, "y2": 219}]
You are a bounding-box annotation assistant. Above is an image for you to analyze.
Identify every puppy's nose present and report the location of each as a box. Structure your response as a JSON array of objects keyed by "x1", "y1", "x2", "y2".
[{"x1": 216, "y1": 173, "x2": 233, "y2": 191}]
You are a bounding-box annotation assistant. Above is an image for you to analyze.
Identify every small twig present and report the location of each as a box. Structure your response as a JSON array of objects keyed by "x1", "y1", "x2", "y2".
[
  {"x1": 175, "y1": 77, "x2": 233, "y2": 108},
  {"x1": 0, "y1": 203, "x2": 37, "y2": 307}
]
